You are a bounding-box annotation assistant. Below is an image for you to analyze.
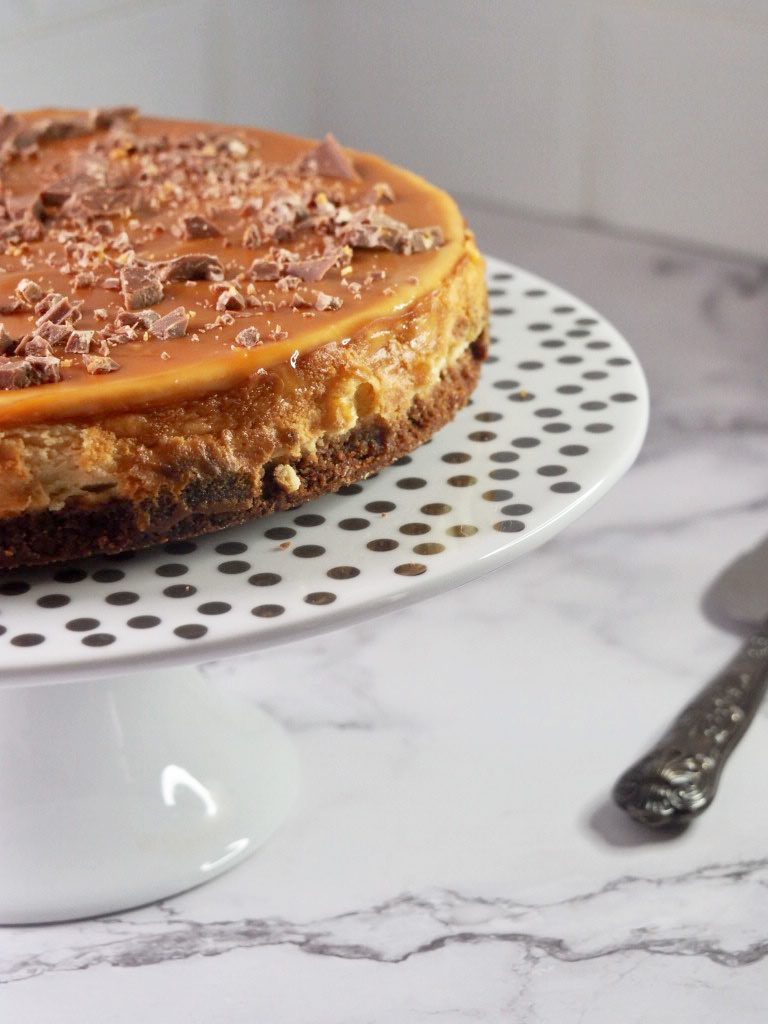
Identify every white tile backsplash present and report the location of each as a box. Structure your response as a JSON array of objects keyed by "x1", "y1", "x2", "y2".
[
  {"x1": 0, "y1": 0, "x2": 217, "y2": 118},
  {"x1": 588, "y1": 2, "x2": 768, "y2": 257},
  {"x1": 0, "y1": 0, "x2": 765, "y2": 258}
]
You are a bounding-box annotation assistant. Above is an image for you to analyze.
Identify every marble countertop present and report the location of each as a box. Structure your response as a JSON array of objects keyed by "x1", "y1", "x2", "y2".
[{"x1": 4, "y1": 203, "x2": 768, "y2": 1021}]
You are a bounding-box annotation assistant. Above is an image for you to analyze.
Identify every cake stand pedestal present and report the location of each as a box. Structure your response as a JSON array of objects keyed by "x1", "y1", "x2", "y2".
[
  {"x1": 0, "y1": 666, "x2": 298, "y2": 923},
  {"x1": 0, "y1": 258, "x2": 649, "y2": 923}
]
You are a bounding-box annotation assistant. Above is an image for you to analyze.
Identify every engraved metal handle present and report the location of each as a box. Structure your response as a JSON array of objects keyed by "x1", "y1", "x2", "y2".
[{"x1": 613, "y1": 624, "x2": 768, "y2": 828}]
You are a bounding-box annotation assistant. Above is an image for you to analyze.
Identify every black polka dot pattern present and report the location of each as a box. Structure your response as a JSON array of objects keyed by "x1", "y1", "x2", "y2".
[{"x1": 0, "y1": 257, "x2": 646, "y2": 669}]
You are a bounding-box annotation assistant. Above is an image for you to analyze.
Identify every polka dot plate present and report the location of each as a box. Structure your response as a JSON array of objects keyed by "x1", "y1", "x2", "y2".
[{"x1": 0, "y1": 257, "x2": 649, "y2": 682}]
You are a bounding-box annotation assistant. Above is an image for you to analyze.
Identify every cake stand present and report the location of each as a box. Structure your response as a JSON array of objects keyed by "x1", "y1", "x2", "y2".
[{"x1": 0, "y1": 257, "x2": 648, "y2": 924}]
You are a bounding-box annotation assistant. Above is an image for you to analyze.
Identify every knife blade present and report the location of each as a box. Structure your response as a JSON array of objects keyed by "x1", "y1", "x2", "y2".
[{"x1": 613, "y1": 536, "x2": 768, "y2": 829}]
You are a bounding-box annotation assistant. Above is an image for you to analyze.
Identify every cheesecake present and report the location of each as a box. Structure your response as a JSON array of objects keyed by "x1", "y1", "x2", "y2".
[{"x1": 0, "y1": 108, "x2": 488, "y2": 568}]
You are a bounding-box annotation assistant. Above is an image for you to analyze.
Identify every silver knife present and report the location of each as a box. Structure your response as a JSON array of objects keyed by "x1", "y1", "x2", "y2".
[{"x1": 613, "y1": 535, "x2": 768, "y2": 829}]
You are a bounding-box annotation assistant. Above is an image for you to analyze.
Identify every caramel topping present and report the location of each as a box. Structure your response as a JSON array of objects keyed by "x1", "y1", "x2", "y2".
[{"x1": 0, "y1": 110, "x2": 465, "y2": 426}]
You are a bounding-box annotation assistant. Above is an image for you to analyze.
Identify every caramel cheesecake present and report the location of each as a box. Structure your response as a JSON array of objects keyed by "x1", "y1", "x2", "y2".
[{"x1": 0, "y1": 108, "x2": 488, "y2": 568}]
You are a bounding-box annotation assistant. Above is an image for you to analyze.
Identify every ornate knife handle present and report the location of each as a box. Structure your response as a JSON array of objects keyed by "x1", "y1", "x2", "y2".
[{"x1": 613, "y1": 624, "x2": 768, "y2": 828}]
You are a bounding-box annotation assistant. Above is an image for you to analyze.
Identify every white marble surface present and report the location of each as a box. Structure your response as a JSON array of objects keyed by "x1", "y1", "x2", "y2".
[{"x1": 3, "y1": 204, "x2": 768, "y2": 1020}]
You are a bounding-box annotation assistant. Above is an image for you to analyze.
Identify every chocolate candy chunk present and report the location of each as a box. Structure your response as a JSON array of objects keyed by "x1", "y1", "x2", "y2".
[
  {"x1": 115, "y1": 309, "x2": 159, "y2": 329},
  {"x1": 0, "y1": 358, "x2": 33, "y2": 389},
  {"x1": 408, "y1": 226, "x2": 445, "y2": 252},
  {"x1": 216, "y1": 286, "x2": 246, "y2": 312},
  {"x1": 0, "y1": 296, "x2": 26, "y2": 315},
  {"x1": 65, "y1": 330, "x2": 94, "y2": 354},
  {"x1": 15, "y1": 336, "x2": 53, "y2": 358},
  {"x1": 248, "y1": 259, "x2": 281, "y2": 281},
  {"x1": 340, "y1": 208, "x2": 408, "y2": 251},
  {"x1": 315, "y1": 292, "x2": 343, "y2": 312},
  {"x1": 242, "y1": 223, "x2": 262, "y2": 248},
  {"x1": 36, "y1": 321, "x2": 73, "y2": 347},
  {"x1": 35, "y1": 116, "x2": 90, "y2": 143},
  {"x1": 233, "y1": 326, "x2": 262, "y2": 348},
  {"x1": 120, "y1": 265, "x2": 164, "y2": 310},
  {"x1": 289, "y1": 250, "x2": 339, "y2": 283},
  {"x1": 301, "y1": 134, "x2": 359, "y2": 182},
  {"x1": 82, "y1": 354, "x2": 120, "y2": 374},
  {"x1": 360, "y1": 182, "x2": 395, "y2": 205},
  {"x1": 149, "y1": 306, "x2": 189, "y2": 340},
  {"x1": 0, "y1": 324, "x2": 17, "y2": 355},
  {"x1": 89, "y1": 106, "x2": 138, "y2": 130},
  {"x1": 161, "y1": 254, "x2": 224, "y2": 283},
  {"x1": 180, "y1": 215, "x2": 221, "y2": 239},
  {"x1": 16, "y1": 278, "x2": 44, "y2": 304},
  {"x1": 35, "y1": 293, "x2": 81, "y2": 326},
  {"x1": 26, "y1": 354, "x2": 62, "y2": 384},
  {"x1": 40, "y1": 179, "x2": 76, "y2": 208}
]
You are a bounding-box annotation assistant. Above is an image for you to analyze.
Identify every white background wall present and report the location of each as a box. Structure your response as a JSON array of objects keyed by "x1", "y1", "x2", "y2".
[{"x1": 2, "y1": 0, "x2": 767, "y2": 259}]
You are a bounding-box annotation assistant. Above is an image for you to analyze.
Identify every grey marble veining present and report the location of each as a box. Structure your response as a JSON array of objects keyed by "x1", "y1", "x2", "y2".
[{"x1": 3, "y1": 205, "x2": 768, "y2": 1022}]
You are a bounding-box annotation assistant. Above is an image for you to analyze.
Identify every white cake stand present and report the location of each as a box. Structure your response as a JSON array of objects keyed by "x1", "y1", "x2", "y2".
[{"x1": 0, "y1": 258, "x2": 648, "y2": 923}]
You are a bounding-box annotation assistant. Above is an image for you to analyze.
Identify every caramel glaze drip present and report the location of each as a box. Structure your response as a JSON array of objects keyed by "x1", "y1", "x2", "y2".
[{"x1": 0, "y1": 109, "x2": 466, "y2": 426}]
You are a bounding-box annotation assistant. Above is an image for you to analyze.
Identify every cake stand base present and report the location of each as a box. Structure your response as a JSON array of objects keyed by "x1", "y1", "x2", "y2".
[{"x1": 0, "y1": 666, "x2": 299, "y2": 924}]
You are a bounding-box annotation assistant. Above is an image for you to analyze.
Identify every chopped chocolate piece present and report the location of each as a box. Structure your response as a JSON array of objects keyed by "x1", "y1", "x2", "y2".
[
  {"x1": 339, "y1": 207, "x2": 407, "y2": 251},
  {"x1": 0, "y1": 110, "x2": 19, "y2": 151},
  {"x1": 0, "y1": 324, "x2": 17, "y2": 355},
  {"x1": 26, "y1": 354, "x2": 61, "y2": 384},
  {"x1": 120, "y1": 265, "x2": 164, "y2": 310},
  {"x1": 360, "y1": 182, "x2": 396, "y2": 205},
  {"x1": 65, "y1": 330, "x2": 94, "y2": 354},
  {"x1": 35, "y1": 321, "x2": 73, "y2": 347},
  {"x1": 258, "y1": 189, "x2": 309, "y2": 242},
  {"x1": 35, "y1": 293, "x2": 80, "y2": 326},
  {"x1": 180, "y1": 214, "x2": 221, "y2": 239},
  {"x1": 16, "y1": 278, "x2": 44, "y2": 304},
  {"x1": 35, "y1": 116, "x2": 90, "y2": 143},
  {"x1": 40, "y1": 181, "x2": 73, "y2": 208},
  {"x1": 15, "y1": 336, "x2": 53, "y2": 358},
  {"x1": 408, "y1": 225, "x2": 445, "y2": 252},
  {"x1": 0, "y1": 296, "x2": 26, "y2": 315},
  {"x1": 149, "y1": 306, "x2": 189, "y2": 340},
  {"x1": 233, "y1": 326, "x2": 262, "y2": 348},
  {"x1": 58, "y1": 184, "x2": 133, "y2": 221},
  {"x1": 161, "y1": 254, "x2": 224, "y2": 283},
  {"x1": 288, "y1": 250, "x2": 339, "y2": 283},
  {"x1": 212, "y1": 311, "x2": 235, "y2": 328},
  {"x1": 241, "y1": 223, "x2": 262, "y2": 248},
  {"x1": 300, "y1": 133, "x2": 360, "y2": 181},
  {"x1": 275, "y1": 275, "x2": 302, "y2": 292},
  {"x1": 115, "y1": 309, "x2": 160, "y2": 328},
  {"x1": 4, "y1": 192, "x2": 45, "y2": 222},
  {"x1": 73, "y1": 271, "x2": 95, "y2": 289},
  {"x1": 216, "y1": 286, "x2": 246, "y2": 311},
  {"x1": 288, "y1": 290, "x2": 313, "y2": 309},
  {"x1": 108, "y1": 325, "x2": 139, "y2": 345},
  {"x1": 82, "y1": 354, "x2": 120, "y2": 374},
  {"x1": 248, "y1": 258, "x2": 281, "y2": 281},
  {"x1": 315, "y1": 292, "x2": 343, "y2": 312},
  {"x1": 89, "y1": 106, "x2": 138, "y2": 130},
  {"x1": 0, "y1": 357, "x2": 33, "y2": 389}
]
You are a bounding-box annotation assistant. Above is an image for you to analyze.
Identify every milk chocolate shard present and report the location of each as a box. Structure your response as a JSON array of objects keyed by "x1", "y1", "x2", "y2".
[
  {"x1": 160, "y1": 254, "x2": 225, "y2": 283},
  {"x1": 300, "y1": 133, "x2": 360, "y2": 181},
  {"x1": 120, "y1": 265, "x2": 164, "y2": 310},
  {"x1": 149, "y1": 306, "x2": 189, "y2": 339},
  {"x1": 180, "y1": 214, "x2": 221, "y2": 239}
]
